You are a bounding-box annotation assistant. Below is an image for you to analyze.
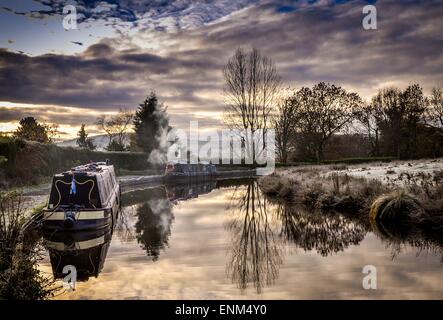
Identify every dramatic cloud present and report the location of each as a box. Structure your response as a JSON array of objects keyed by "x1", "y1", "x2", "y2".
[
  {"x1": 2, "y1": 0, "x2": 260, "y2": 29},
  {"x1": 1, "y1": 0, "x2": 443, "y2": 137}
]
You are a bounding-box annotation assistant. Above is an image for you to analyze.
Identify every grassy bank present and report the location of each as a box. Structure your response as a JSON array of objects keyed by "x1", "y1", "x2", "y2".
[
  {"x1": 275, "y1": 157, "x2": 396, "y2": 168},
  {"x1": 259, "y1": 164, "x2": 443, "y2": 231},
  {"x1": 0, "y1": 137, "x2": 155, "y2": 188}
]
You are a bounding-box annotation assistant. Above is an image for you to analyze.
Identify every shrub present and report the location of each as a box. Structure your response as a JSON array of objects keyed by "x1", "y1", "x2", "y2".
[
  {"x1": 0, "y1": 192, "x2": 57, "y2": 299},
  {"x1": 258, "y1": 175, "x2": 282, "y2": 196},
  {"x1": 299, "y1": 183, "x2": 326, "y2": 207}
]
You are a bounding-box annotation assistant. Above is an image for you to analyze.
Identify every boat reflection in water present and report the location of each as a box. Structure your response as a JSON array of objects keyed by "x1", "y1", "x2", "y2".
[
  {"x1": 43, "y1": 227, "x2": 112, "y2": 282},
  {"x1": 165, "y1": 180, "x2": 217, "y2": 202},
  {"x1": 42, "y1": 180, "x2": 220, "y2": 282}
]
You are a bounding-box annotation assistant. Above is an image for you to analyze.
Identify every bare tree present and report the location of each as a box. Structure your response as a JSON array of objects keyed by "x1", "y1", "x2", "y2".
[
  {"x1": 428, "y1": 87, "x2": 443, "y2": 129},
  {"x1": 96, "y1": 108, "x2": 133, "y2": 150},
  {"x1": 273, "y1": 95, "x2": 299, "y2": 163},
  {"x1": 355, "y1": 103, "x2": 381, "y2": 156},
  {"x1": 295, "y1": 82, "x2": 362, "y2": 162},
  {"x1": 223, "y1": 48, "x2": 281, "y2": 163}
]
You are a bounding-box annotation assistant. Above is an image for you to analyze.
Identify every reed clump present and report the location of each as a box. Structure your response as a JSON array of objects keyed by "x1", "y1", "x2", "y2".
[
  {"x1": 259, "y1": 174, "x2": 297, "y2": 200},
  {"x1": 369, "y1": 191, "x2": 424, "y2": 222}
]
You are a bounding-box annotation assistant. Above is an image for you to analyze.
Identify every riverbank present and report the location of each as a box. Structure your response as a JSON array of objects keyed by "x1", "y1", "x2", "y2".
[{"x1": 258, "y1": 159, "x2": 443, "y2": 229}]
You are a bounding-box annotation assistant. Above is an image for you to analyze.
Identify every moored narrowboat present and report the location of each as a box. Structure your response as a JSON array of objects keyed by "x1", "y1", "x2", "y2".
[
  {"x1": 42, "y1": 161, "x2": 120, "y2": 231},
  {"x1": 164, "y1": 161, "x2": 216, "y2": 182}
]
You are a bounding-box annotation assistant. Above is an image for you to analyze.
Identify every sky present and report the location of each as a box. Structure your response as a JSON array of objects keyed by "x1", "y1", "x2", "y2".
[{"x1": 0, "y1": 0, "x2": 442, "y2": 139}]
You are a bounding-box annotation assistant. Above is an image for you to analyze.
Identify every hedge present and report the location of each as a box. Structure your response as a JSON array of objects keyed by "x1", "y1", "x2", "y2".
[{"x1": 0, "y1": 138, "x2": 152, "y2": 184}]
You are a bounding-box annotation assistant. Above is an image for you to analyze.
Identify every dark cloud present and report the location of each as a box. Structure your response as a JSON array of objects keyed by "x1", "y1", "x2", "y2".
[
  {"x1": 84, "y1": 43, "x2": 115, "y2": 57},
  {"x1": 3, "y1": 0, "x2": 260, "y2": 29},
  {"x1": 180, "y1": 0, "x2": 443, "y2": 95},
  {"x1": 0, "y1": 106, "x2": 99, "y2": 126},
  {"x1": 1, "y1": 0, "x2": 443, "y2": 134},
  {"x1": 0, "y1": 45, "x2": 211, "y2": 110},
  {"x1": 0, "y1": 107, "x2": 22, "y2": 122}
]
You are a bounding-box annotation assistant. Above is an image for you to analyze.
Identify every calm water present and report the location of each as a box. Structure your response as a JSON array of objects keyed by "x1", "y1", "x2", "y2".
[{"x1": 38, "y1": 180, "x2": 443, "y2": 299}]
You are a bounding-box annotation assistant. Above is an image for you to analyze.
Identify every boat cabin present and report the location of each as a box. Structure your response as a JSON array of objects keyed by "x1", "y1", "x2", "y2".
[{"x1": 43, "y1": 162, "x2": 120, "y2": 231}]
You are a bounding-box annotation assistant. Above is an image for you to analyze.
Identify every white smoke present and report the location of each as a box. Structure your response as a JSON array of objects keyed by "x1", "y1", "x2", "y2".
[
  {"x1": 147, "y1": 198, "x2": 173, "y2": 233},
  {"x1": 147, "y1": 105, "x2": 171, "y2": 165}
]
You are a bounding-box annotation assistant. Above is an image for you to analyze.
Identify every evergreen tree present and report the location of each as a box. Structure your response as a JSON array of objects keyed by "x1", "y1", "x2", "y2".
[
  {"x1": 14, "y1": 117, "x2": 51, "y2": 143},
  {"x1": 76, "y1": 124, "x2": 96, "y2": 150},
  {"x1": 76, "y1": 124, "x2": 88, "y2": 147},
  {"x1": 132, "y1": 91, "x2": 170, "y2": 154}
]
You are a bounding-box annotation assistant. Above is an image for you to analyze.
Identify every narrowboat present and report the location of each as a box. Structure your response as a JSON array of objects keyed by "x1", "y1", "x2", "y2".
[
  {"x1": 164, "y1": 161, "x2": 216, "y2": 182},
  {"x1": 42, "y1": 161, "x2": 120, "y2": 231}
]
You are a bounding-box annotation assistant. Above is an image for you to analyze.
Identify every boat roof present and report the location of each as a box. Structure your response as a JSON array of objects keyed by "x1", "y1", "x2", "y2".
[{"x1": 53, "y1": 162, "x2": 115, "y2": 178}]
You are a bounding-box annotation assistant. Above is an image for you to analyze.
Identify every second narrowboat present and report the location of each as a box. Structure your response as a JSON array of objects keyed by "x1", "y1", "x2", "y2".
[{"x1": 164, "y1": 161, "x2": 216, "y2": 182}]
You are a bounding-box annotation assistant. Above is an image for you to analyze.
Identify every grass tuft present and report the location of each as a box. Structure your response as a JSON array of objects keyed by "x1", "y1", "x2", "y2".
[{"x1": 369, "y1": 191, "x2": 424, "y2": 222}]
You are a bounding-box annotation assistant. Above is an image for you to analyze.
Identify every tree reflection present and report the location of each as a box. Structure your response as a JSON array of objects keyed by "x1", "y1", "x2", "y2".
[
  {"x1": 226, "y1": 181, "x2": 369, "y2": 293},
  {"x1": 276, "y1": 204, "x2": 367, "y2": 256},
  {"x1": 226, "y1": 181, "x2": 283, "y2": 293},
  {"x1": 133, "y1": 188, "x2": 173, "y2": 261},
  {"x1": 371, "y1": 218, "x2": 443, "y2": 261},
  {"x1": 120, "y1": 181, "x2": 219, "y2": 261}
]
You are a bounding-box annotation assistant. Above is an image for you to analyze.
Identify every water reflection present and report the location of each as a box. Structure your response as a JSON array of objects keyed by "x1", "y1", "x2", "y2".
[
  {"x1": 225, "y1": 180, "x2": 368, "y2": 293},
  {"x1": 43, "y1": 228, "x2": 112, "y2": 281},
  {"x1": 32, "y1": 179, "x2": 443, "y2": 298},
  {"x1": 134, "y1": 188, "x2": 173, "y2": 261},
  {"x1": 166, "y1": 181, "x2": 217, "y2": 202},
  {"x1": 226, "y1": 181, "x2": 283, "y2": 293},
  {"x1": 118, "y1": 181, "x2": 218, "y2": 261},
  {"x1": 276, "y1": 204, "x2": 368, "y2": 256},
  {"x1": 372, "y1": 217, "x2": 443, "y2": 261}
]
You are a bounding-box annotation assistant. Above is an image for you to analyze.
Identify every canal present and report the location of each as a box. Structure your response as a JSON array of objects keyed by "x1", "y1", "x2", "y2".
[{"x1": 38, "y1": 179, "x2": 443, "y2": 299}]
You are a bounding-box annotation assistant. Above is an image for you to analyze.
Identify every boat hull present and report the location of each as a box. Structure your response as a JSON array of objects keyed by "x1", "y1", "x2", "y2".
[
  {"x1": 42, "y1": 195, "x2": 119, "y2": 232},
  {"x1": 42, "y1": 214, "x2": 113, "y2": 231}
]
